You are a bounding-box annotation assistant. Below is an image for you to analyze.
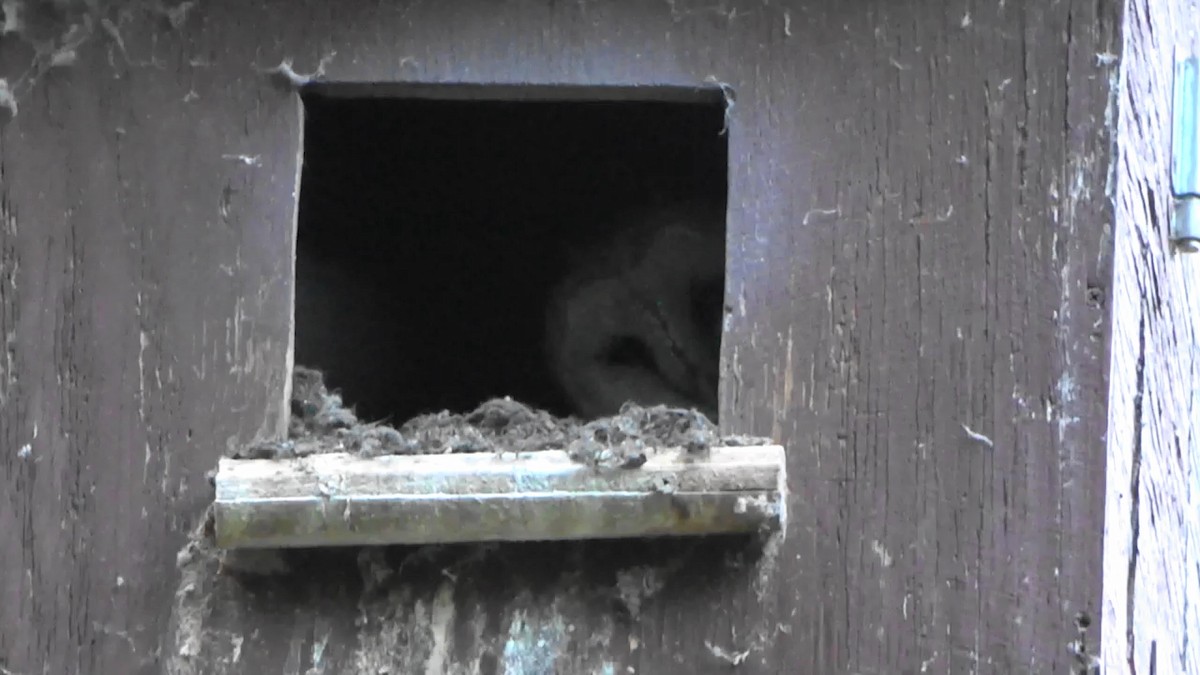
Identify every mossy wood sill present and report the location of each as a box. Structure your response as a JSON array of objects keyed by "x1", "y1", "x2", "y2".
[{"x1": 213, "y1": 445, "x2": 787, "y2": 549}]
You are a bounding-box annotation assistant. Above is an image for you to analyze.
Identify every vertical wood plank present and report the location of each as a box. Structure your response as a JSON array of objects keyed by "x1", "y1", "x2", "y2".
[
  {"x1": 0, "y1": 5, "x2": 298, "y2": 672},
  {"x1": 1102, "y1": 0, "x2": 1200, "y2": 672},
  {"x1": 727, "y1": 1, "x2": 1117, "y2": 672}
]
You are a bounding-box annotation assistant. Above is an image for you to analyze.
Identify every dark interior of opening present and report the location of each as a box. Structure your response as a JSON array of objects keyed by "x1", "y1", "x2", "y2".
[{"x1": 294, "y1": 88, "x2": 728, "y2": 425}]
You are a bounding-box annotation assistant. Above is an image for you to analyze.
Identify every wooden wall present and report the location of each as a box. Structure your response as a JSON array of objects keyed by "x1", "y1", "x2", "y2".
[
  {"x1": 0, "y1": 0, "x2": 1121, "y2": 673},
  {"x1": 1101, "y1": 0, "x2": 1200, "y2": 672}
]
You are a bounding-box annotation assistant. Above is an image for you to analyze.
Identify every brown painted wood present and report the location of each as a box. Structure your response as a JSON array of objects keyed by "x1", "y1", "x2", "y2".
[
  {"x1": 1101, "y1": 0, "x2": 1200, "y2": 672},
  {"x1": 0, "y1": 0, "x2": 1121, "y2": 673},
  {"x1": 0, "y1": 4, "x2": 298, "y2": 672}
]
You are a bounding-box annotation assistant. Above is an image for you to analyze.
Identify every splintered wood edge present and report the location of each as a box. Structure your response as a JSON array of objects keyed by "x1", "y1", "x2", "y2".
[{"x1": 212, "y1": 445, "x2": 787, "y2": 549}]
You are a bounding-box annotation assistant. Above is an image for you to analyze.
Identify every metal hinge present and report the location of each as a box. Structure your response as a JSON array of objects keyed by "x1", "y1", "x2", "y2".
[{"x1": 1172, "y1": 55, "x2": 1200, "y2": 251}]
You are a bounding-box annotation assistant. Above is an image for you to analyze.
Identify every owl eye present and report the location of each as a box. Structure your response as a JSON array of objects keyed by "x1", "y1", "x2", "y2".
[{"x1": 602, "y1": 335, "x2": 658, "y2": 371}]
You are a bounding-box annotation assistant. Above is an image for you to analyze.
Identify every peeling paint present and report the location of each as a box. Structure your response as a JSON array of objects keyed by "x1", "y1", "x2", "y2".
[
  {"x1": 307, "y1": 621, "x2": 331, "y2": 675},
  {"x1": 221, "y1": 154, "x2": 262, "y2": 166},
  {"x1": 871, "y1": 540, "x2": 894, "y2": 568},
  {"x1": 424, "y1": 581, "x2": 457, "y2": 675},
  {"x1": 1055, "y1": 373, "x2": 1082, "y2": 443},
  {"x1": 502, "y1": 607, "x2": 569, "y2": 675}
]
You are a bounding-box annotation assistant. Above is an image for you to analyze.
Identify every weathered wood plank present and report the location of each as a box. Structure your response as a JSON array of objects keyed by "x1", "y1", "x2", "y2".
[
  {"x1": 738, "y1": 1, "x2": 1117, "y2": 672},
  {"x1": 0, "y1": 0, "x2": 1121, "y2": 673},
  {"x1": 213, "y1": 446, "x2": 787, "y2": 548},
  {"x1": 0, "y1": 4, "x2": 297, "y2": 673},
  {"x1": 1101, "y1": 0, "x2": 1200, "y2": 672}
]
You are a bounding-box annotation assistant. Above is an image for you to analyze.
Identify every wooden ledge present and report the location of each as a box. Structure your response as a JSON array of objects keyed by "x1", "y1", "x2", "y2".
[{"x1": 212, "y1": 445, "x2": 787, "y2": 549}]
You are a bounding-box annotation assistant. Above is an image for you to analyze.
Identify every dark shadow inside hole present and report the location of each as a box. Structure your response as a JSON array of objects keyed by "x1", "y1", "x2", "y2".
[
  {"x1": 295, "y1": 89, "x2": 728, "y2": 424},
  {"x1": 601, "y1": 335, "x2": 660, "y2": 372}
]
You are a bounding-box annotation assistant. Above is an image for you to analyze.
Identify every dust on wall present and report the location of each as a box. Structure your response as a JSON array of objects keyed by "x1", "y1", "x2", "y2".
[
  {"x1": 168, "y1": 366, "x2": 780, "y2": 673},
  {"x1": 0, "y1": 0, "x2": 193, "y2": 122}
]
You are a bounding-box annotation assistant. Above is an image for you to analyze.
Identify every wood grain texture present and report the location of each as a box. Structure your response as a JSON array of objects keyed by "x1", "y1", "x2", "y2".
[
  {"x1": 0, "y1": 0, "x2": 1119, "y2": 673},
  {"x1": 213, "y1": 447, "x2": 787, "y2": 548},
  {"x1": 0, "y1": 5, "x2": 298, "y2": 673},
  {"x1": 1101, "y1": 0, "x2": 1200, "y2": 672}
]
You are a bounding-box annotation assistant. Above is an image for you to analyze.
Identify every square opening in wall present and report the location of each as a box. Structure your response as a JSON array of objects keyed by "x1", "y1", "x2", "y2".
[{"x1": 294, "y1": 85, "x2": 729, "y2": 427}]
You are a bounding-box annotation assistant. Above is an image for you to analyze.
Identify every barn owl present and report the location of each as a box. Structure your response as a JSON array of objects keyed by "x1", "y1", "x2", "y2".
[{"x1": 545, "y1": 201, "x2": 726, "y2": 422}]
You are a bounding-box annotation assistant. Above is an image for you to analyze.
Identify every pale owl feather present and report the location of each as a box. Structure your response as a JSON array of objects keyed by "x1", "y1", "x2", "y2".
[{"x1": 545, "y1": 201, "x2": 725, "y2": 421}]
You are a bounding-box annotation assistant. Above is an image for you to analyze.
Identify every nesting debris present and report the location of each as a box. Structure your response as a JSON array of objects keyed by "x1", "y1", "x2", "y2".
[
  {"x1": 256, "y1": 52, "x2": 335, "y2": 90},
  {"x1": 565, "y1": 404, "x2": 721, "y2": 469},
  {"x1": 230, "y1": 366, "x2": 771, "y2": 465}
]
